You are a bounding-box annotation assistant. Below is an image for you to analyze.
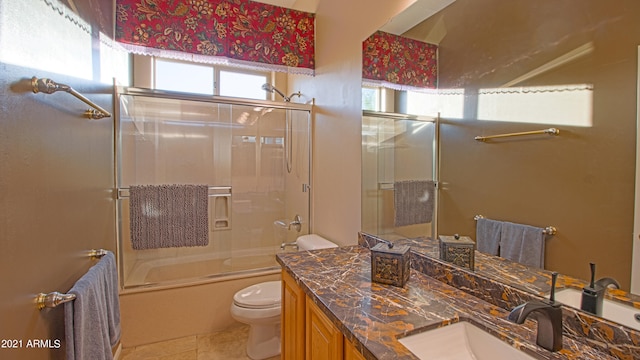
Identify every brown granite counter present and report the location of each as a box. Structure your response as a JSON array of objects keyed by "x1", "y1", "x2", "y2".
[{"x1": 277, "y1": 245, "x2": 614, "y2": 360}]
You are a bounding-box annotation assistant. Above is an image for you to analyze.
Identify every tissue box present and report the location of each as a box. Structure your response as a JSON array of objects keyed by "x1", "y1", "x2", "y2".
[
  {"x1": 439, "y1": 235, "x2": 475, "y2": 270},
  {"x1": 371, "y1": 242, "x2": 411, "y2": 287}
]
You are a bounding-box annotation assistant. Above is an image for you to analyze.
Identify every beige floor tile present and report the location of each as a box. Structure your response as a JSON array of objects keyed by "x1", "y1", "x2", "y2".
[
  {"x1": 158, "y1": 349, "x2": 198, "y2": 360},
  {"x1": 130, "y1": 336, "x2": 197, "y2": 359},
  {"x1": 121, "y1": 323, "x2": 282, "y2": 360},
  {"x1": 197, "y1": 324, "x2": 251, "y2": 359}
]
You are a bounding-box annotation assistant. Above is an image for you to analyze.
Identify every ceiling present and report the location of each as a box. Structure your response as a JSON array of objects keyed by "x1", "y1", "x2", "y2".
[{"x1": 252, "y1": 0, "x2": 455, "y2": 35}]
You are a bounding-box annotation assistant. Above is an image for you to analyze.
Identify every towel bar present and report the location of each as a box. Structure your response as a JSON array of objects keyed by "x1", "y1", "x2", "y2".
[
  {"x1": 36, "y1": 292, "x2": 76, "y2": 310},
  {"x1": 88, "y1": 248, "x2": 108, "y2": 259},
  {"x1": 474, "y1": 215, "x2": 557, "y2": 235},
  {"x1": 116, "y1": 186, "x2": 231, "y2": 199},
  {"x1": 35, "y1": 249, "x2": 108, "y2": 310},
  {"x1": 474, "y1": 128, "x2": 559, "y2": 141}
]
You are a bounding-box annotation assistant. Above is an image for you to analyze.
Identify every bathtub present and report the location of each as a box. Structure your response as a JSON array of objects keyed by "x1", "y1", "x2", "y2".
[{"x1": 123, "y1": 246, "x2": 282, "y2": 289}]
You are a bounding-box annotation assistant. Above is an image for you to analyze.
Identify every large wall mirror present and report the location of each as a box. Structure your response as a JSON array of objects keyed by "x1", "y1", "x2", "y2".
[{"x1": 362, "y1": 0, "x2": 640, "y2": 332}]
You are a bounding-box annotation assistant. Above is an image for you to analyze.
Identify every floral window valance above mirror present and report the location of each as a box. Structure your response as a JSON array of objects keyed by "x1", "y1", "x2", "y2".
[
  {"x1": 363, "y1": 31, "x2": 437, "y2": 90},
  {"x1": 115, "y1": 0, "x2": 315, "y2": 75}
]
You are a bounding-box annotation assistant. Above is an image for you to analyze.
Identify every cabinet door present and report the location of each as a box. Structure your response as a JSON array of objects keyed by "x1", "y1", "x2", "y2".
[
  {"x1": 306, "y1": 297, "x2": 344, "y2": 360},
  {"x1": 282, "y1": 270, "x2": 306, "y2": 360},
  {"x1": 344, "y1": 338, "x2": 366, "y2": 360}
]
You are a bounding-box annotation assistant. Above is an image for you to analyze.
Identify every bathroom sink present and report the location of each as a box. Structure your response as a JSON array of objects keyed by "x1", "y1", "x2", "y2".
[
  {"x1": 399, "y1": 321, "x2": 536, "y2": 360},
  {"x1": 553, "y1": 288, "x2": 640, "y2": 331}
]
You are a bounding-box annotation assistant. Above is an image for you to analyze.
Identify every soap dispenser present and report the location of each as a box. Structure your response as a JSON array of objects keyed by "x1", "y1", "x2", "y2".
[{"x1": 580, "y1": 262, "x2": 604, "y2": 316}]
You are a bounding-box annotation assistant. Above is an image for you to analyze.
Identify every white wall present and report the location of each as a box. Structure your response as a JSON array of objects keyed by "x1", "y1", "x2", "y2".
[{"x1": 289, "y1": 0, "x2": 415, "y2": 245}]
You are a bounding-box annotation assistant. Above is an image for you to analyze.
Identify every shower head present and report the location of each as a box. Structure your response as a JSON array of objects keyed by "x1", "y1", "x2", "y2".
[{"x1": 261, "y1": 83, "x2": 291, "y2": 102}]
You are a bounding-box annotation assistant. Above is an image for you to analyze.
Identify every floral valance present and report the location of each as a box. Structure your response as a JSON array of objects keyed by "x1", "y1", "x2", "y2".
[
  {"x1": 362, "y1": 31, "x2": 437, "y2": 90},
  {"x1": 115, "y1": 0, "x2": 315, "y2": 75}
]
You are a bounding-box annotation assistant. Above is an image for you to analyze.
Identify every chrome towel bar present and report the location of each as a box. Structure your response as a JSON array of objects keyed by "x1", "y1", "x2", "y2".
[
  {"x1": 474, "y1": 128, "x2": 559, "y2": 141},
  {"x1": 35, "y1": 249, "x2": 108, "y2": 310},
  {"x1": 31, "y1": 76, "x2": 112, "y2": 119},
  {"x1": 474, "y1": 215, "x2": 557, "y2": 235}
]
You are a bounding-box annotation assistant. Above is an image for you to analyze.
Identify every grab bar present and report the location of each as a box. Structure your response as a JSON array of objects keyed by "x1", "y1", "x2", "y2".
[
  {"x1": 35, "y1": 249, "x2": 107, "y2": 310},
  {"x1": 474, "y1": 215, "x2": 557, "y2": 235},
  {"x1": 31, "y1": 76, "x2": 112, "y2": 119},
  {"x1": 474, "y1": 128, "x2": 559, "y2": 141}
]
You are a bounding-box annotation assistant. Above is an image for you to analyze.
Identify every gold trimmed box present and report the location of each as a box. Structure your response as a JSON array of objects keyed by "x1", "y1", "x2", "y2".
[
  {"x1": 439, "y1": 235, "x2": 475, "y2": 270},
  {"x1": 371, "y1": 242, "x2": 411, "y2": 287}
]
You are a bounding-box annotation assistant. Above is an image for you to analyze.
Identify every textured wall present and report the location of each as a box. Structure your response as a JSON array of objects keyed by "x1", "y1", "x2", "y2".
[{"x1": 0, "y1": 0, "x2": 116, "y2": 359}]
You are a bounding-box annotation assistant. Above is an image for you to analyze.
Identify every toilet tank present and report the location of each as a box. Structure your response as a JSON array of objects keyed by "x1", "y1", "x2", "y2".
[{"x1": 296, "y1": 234, "x2": 338, "y2": 251}]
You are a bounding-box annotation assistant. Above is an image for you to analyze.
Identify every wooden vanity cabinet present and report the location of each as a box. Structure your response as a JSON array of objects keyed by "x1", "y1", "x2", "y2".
[
  {"x1": 344, "y1": 339, "x2": 367, "y2": 360},
  {"x1": 281, "y1": 270, "x2": 367, "y2": 360},
  {"x1": 306, "y1": 296, "x2": 344, "y2": 359},
  {"x1": 282, "y1": 270, "x2": 306, "y2": 360}
]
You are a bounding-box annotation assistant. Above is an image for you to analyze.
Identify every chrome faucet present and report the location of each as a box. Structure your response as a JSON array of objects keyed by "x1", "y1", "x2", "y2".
[{"x1": 508, "y1": 272, "x2": 563, "y2": 352}]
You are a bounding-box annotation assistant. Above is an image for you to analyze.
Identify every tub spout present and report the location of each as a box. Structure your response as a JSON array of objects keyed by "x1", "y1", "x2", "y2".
[{"x1": 280, "y1": 242, "x2": 298, "y2": 250}]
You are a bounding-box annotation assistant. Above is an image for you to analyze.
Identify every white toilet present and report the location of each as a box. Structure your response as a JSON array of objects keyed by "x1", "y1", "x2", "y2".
[{"x1": 230, "y1": 234, "x2": 337, "y2": 360}]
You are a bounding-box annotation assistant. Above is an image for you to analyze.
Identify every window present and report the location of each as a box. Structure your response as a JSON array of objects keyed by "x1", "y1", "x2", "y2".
[
  {"x1": 155, "y1": 59, "x2": 214, "y2": 95},
  {"x1": 219, "y1": 70, "x2": 268, "y2": 99},
  {"x1": 362, "y1": 86, "x2": 380, "y2": 111},
  {"x1": 153, "y1": 58, "x2": 269, "y2": 100}
]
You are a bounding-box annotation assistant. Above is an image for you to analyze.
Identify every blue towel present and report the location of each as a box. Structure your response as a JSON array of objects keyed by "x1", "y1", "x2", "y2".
[
  {"x1": 500, "y1": 221, "x2": 545, "y2": 268},
  {"x1": 65, "y1": 252, "x2": 121, "y2": 360},
  {"x1": 475, "y1": 218, "x2": 502, "y2": 256}
]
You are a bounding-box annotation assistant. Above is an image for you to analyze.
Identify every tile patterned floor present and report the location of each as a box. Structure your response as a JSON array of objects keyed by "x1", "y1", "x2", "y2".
[{"x1": 120, "y1": 323, "x2": 280, "y2": 360}]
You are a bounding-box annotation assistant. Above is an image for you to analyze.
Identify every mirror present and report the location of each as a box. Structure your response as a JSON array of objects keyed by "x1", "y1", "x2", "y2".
[{"x1": 362, "y1": 0, "x2": 640, "y2": 329}]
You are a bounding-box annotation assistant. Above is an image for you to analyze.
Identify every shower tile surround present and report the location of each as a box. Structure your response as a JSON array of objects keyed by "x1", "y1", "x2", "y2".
[{"x1": 275, "y1": 234, "x2": 640, "y2": 359}]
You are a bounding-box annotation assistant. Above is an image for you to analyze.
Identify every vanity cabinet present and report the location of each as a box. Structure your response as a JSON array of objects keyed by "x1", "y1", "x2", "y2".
[
  {"x1": 282, "y1": 270, "x2": 306, "y2": 360},
  {"x1": 306, "y1": 296, "x2": 344, "y2": 359},
  {"x1": 281, "y1": 270, "x2": 366, "y2": 360},
  {"x1": 344, "y1": 339, "x2": 366, "y2": 360}
]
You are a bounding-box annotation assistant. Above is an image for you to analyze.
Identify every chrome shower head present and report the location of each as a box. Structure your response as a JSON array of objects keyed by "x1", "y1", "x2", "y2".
[{"x1": 261, "y1": 83, "x2": 290, "y2": 102}]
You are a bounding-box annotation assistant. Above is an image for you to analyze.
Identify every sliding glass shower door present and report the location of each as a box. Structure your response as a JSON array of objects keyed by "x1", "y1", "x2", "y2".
[{"x1": 116, "y1": 89, "x2": 311, "y2": 289}]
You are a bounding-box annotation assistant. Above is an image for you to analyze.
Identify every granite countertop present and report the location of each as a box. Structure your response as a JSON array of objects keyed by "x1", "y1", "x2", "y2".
[{"x1": 277, "y1": 245, "x2": 614, "y2": 360}]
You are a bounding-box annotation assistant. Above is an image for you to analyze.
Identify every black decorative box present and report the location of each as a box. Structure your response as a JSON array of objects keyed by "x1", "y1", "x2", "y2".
[
  {"x1": 371, "y1": 242, "x2": 411, "y2": 287},
  {"x1": 439, "y1": 235, "x2": 475, "y2": 270}
]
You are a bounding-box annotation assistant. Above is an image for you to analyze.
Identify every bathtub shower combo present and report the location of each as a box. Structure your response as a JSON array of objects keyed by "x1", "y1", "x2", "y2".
[
  {"x1": 115, "y1": 88, "x2": 312, "y2": 289},
  {"x1": 361, "y1": 111, "x2": 440, "y2": 242}
]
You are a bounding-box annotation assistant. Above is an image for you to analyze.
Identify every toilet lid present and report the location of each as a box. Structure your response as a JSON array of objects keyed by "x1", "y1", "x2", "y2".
[{"x1": 233, "y1": 281, "x2": 281, "y2": 309}]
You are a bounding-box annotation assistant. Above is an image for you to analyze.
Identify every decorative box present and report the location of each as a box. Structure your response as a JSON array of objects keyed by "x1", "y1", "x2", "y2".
[
  {"x1": 439, "y1": 234, "x2": 475, "y2": 271},
  {"x1": 371, "y1": 241, "x2": 411, "y2": 287}
]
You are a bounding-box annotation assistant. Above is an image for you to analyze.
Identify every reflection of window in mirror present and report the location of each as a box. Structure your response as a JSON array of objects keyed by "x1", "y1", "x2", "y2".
[
  {"x1": 362, "y1": 86, "x2": 396, "y2": 112},
  {"x1": 362, "y1": 86, "x2": 381, "y2": 111}
]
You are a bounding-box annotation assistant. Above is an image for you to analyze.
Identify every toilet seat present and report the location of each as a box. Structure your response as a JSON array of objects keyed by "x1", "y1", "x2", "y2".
[{"x1": 233, "y1": 281, "x2": 281, "y2": 309}]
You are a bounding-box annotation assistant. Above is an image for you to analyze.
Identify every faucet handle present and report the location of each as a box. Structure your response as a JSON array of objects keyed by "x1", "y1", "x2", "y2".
[{"x1": 549, "y1": 272, "x2": 558, "y2": 303}]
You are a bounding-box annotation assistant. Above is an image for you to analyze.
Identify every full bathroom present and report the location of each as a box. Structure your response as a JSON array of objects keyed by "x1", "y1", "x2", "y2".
[{"x1": 2, "y1": 0, "x2": 640, "y2": 359}]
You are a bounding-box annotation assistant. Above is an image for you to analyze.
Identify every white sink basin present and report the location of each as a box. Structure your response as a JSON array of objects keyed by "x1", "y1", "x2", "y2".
[
  {"x1": 399, "y1": 321, "x2": 536, "y2": 360},
  {"x1": 553, "y1": 288, "x2": 640, "y2": 331}
]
